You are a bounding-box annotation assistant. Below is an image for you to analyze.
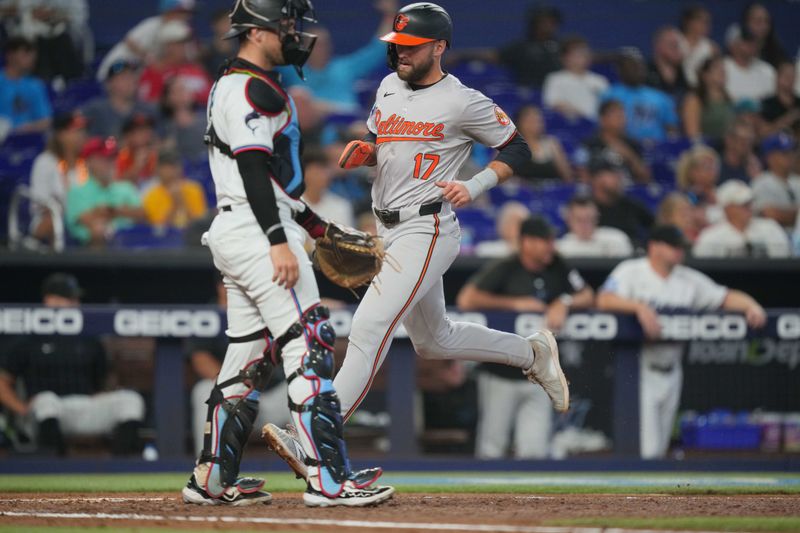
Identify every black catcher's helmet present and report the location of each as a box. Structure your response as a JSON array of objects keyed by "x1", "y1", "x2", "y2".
[
  {"x1": 381, "y1": 3, "x2": 453, "y2": 70},
  {"x1": 225, "y1": 0, "x2": 318, "y2": 77}
]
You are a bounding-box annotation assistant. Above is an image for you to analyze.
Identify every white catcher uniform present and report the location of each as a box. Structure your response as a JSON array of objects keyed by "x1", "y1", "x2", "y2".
[
  {"x1": 600, "y1": 257, "x2": 729, "y2": 458},
  {"x1": 333, "y1": 72, "x2": 536, "y2": 420}
]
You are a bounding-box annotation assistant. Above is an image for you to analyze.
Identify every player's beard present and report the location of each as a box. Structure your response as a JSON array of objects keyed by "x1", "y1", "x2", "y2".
[{"x1": 397, "y1": 51, "x2": 435, "y2": 83}]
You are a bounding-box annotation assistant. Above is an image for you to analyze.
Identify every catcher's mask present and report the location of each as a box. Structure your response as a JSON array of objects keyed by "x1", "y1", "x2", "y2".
[
  {"x1": 381, "y1": 2, "x2": 452, "y2": 70},
  {"x1": 225, "y1": 0, "x2": 318, "y2": 79}
]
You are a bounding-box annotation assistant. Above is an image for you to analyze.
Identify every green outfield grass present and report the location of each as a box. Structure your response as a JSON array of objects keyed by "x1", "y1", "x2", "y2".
[
  {"x1": 0, "y1": 471, "x2": 798, "y2": 495},
  {"x1": 546, "y1": 517, "x2": 800, "y2": 532}
]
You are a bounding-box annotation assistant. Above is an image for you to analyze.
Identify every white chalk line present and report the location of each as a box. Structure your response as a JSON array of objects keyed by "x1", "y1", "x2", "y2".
[
  {"x1": 0, "y1": 497, "x2": 168, "y2": 503},
  {"x1": 0, "y1": 510, "x2": 738, "y2": 533}
]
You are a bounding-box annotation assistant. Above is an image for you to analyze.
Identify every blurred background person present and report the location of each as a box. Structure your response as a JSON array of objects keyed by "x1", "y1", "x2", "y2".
[
  {"x1": 759, "y1": 61, "x2": 800, "y2": 139},
  {"x1": 676, "y1": 144, "x2": 723, "y2": 229},
  {"x1": 723, "y1": 24, "x2": 775, "y2": 105},
  {"x1": 474, "y1": 201, "x2": 531, "y2": 258},
  {"x1": 597, "y1": 225, "x2": 766, "y2": 458},
  {"x1": 66, "y1": 137, "x2": 145, "y2": 246},
  {"x1": 457, "y1": 216, "x2": 593, "y2": 459},
  {"x1": 752, "y1": 133, "x2": 800, "y2": 230},
  {"x1": 116, "y1": 113, "x2": 159, "y2": 186},
  {"x1": 738, "y1": 2, "x2": 787, "y2": 68},
  {"x1": 681, "y1": 56, "x2": 736, "y2": 144},
  {"x1": 97, "y1": 0, "x2": 194, "y2": 82},
  {"x1": 514, "y1": 104, "x2": 572, "y2": 181},
  {"x1": 542, "y1": 35, "x2": 608, "y2": 120},
  {"x1": 602, "y1": 49, "x2": 679, "y2": 144},
  {"x1": 158, "y1": 76, "x2": 208, "y2": 162},
  {"x1": 589, "y1": 159, "x2": 654, "y2": 248},
  {"x1": 201, "y1": 8, "x2": 235, "y2": 76},
  {"x1": 0, "y1": 273, "x2": 145, "y2": 456},
  {"x1": 656, "y1": 192, "x2": 700, "y2": 244},
  {"x1": 718, "y1": 119, "x2": 762, "y2": 183},
  {"x1": 557, "y1": 195, "x2": 633, "y2": 257},
  {"x1": 142, "y1": 147, "x2": 206, "y2": 229},
  {"x1": 81, "y1": 59, "x2": 153, "y2": 139},
  {"x1": 300, "y1": 148, "x2": 355, "y2": 228},
  {"x1": 28, "y1": 110, "x2": 88, "y2": 243},
  {"x1": 693, "y1": 179, "x2": 790, "y2": 258},
  {"x1": 0, "y1": 37, "x2": 51, "y2": 134},
  {"x1": 646, "y1": 26, "x2": 688, "y2": 97},
  {"x1": 678, "y1": 4, "x2": 717, "y2": 88},
  {"x1": 496, "y1": 5, "x2": 562, "y2": 88},
  {"x1": 577, "y1": 100, "x2": 650, "y2": 183}
]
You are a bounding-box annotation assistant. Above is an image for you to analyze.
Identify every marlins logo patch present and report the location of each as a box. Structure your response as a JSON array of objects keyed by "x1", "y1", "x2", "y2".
[
  {"x1": 394, "y1": 14, "x2": 409, "y2": 31},
  {"x1": 494, "y1": 106, "x2": 511, "y2": 126}
]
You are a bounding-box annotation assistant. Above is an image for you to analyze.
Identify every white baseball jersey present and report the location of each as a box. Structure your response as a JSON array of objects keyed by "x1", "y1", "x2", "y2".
[
  {"x1": 367, "y1": 73, "x2": 516, "y2": 210},
  {"x1": 206, "y1": 69, "x2": 303, "y2": 213},
  {"x1": 601, "y1": 257, "x2": 728, "y2": 458}
]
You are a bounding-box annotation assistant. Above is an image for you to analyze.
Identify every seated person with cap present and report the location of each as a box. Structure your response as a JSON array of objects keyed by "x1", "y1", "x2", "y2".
[
  {"x1": 142, "y1": 147, "x2": 207, "y2": 228},
  {"x1": 693, "y1": 180, "x2": 790, "y2": 257},
  {"x1": 457, "y1": 216, "x2": 594, "y2": 459},
  {"x1": 0, "y1": 273, "x2": 146, "y2": 456},
  {"x1": 752, "y1": 133, "x2": 800, "y2": 230},
  {"x1": 65, "y1": 137, "x2": 146, "y2": 246}
]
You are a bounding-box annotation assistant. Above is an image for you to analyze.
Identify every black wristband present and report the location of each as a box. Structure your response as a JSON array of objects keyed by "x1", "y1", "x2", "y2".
[{"x1": 267, "y1": 225, "x2": 287, "y2": 245}]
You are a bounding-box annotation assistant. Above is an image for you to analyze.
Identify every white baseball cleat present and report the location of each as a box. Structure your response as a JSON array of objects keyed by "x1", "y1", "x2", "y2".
[
  {"x1": 303, "y1": 481, "x2": 395, "y2": 508},
  {"x1": 523, "y1": 329, "x2": 569, "y2": 412},
  {"x1": 181, "y1": 473, "x2": 272, "y2": 506}
]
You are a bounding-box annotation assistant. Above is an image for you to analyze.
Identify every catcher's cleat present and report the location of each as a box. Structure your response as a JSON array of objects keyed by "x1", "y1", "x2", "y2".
[
  {"x1": 181, "y1": 473, "x2": 272, "y2": 506},
  {"x1": 303, "y1": 481, "x2": 395, "y2": 508},
  {"x1": 523, "y1": 330, "x2": 570, "y2": 412},
  {"x1": 263, "y1": 423, "x2": 308, "y2": 480},
  {"x1": 263, "y1": 423, "x2": 384, "y2": 487}
]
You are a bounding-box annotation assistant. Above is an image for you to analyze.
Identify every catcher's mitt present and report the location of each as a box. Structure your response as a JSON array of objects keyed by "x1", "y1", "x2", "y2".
[{"x1": 314, "y1": 225, "x2": 385, "y2": 290}]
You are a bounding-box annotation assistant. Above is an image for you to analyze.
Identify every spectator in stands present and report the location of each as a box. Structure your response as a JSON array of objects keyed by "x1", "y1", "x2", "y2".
[
  {"x1": 159, "y1": 76, "x2": 207, "y2": 161},
  {"x1": 457, "y1": 216, "x2": 593, "y2": 459},
  {"x1": 760, "y1": 61, "x2": 800, "y2": 139},
  {"x1": 0, "y1": 37, "x2": 51, "y2": 134},
  {"x1": 646, "y1": 26, "x2": 688, "y2": 97},
  {"x1": 694, "y1": 179, "x2": 790, "y2": 257},
  {"x1": 138, "y1": 20, "x2": 211, "y2": 107},
  {"x1": 3, "y1": 0, "x2": 88, "y2": 82},
  {"x1": 29, "y1": 111, "x2": 88, "y2": 243},
  {"x1": 66, "y1": 137, "x2": 145, "y2": 246},
  {"x1": 116, "y1": 112, "x2": 158, "y2": 186},
  {"x1": 739, "y1": 2, "x2": 787, "y2": 68},
  {"x1": 718, "y1": 119, "x2": 762, "y2": 183},
  {"x1": 0, "y1": 273, "x2": 146, "y2": 456},
  {"x1": 542, "y1": 35, "x2": 608, "y2": 120},
  {"x1": 514, "y1": 104, "x2": 571, "y2": 181},
  {"x1": 496, "y1": 5, "x2": 562, "y2": 88},
  {"x1": 589, "y1": 159, "x2": 654, "y2": 247},
  {"x1": 474, "y1": 201, "x2": 530, "y2": 258},
  {"x1": 602, "y1": 49, "x2": 678, "y2": 144},
  {"x1": 96, "y1": 0, "x2": 194, "y2": 82},
  {"x1": 279, "y1": 0, "x2": 397, "y2": 119},
  {"x1": 201, "y1": 9, "x2": 235, "y2": 76},
  {"x1": 597, "y1": 224, "x2": 766, "y2": 458},
  {"x1": 681, "y1": 56, "x2": 736, "y2": 144},
  {"x1": 723, "y1": 25, "x2": 776, "y2": 105},
  {"x1": 557, "y1": 196, "x2": 633, "y2": 257},
  {"x1": 676, "y1": 144, "x2": 723, "y2": 229},
  {"x1": 656, "y1": 192, "x2": 700, "y2": 244},
  {"x1": 142, "y1": 147, "x2": 206, "y2": 229},
  {"x1": 577, "y1": 100, "x2": 650, "y2": 183},
  {"x1": 187, "y1": 278, "x2": 290, "y2": 455},
  {"x1": 82, "y1": 59, "x2": 154, "y2": 140},
  {"x1": 752, "y1": 133, "x2": 800, "y2": 229},
  {"x1": 678, "y1": 5, "x2": 717, "y2": 88},
  {"x1": 301, "y1": 148, "x2": 354, "y2": 228}
]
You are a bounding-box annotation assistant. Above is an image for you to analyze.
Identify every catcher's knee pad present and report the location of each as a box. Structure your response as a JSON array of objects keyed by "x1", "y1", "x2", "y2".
[{"x1": 286, "y1": 305, "x2": 352, "y2": 497}]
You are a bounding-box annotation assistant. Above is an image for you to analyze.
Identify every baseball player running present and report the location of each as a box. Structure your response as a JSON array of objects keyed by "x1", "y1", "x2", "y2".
[
  {"x1": 182, "y1": 0, "x2": 393, "y2": 507},
  {"x1": 264, "y1": 2, "x2": 569, "y2": 476}
]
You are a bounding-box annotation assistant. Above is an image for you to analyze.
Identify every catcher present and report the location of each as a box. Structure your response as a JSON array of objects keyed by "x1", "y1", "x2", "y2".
[{"x1": 182, "y1": 0, "x2": 392, "y2": 508}]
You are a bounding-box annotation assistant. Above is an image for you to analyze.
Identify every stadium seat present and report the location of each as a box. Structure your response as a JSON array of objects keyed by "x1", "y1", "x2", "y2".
[{"x1": 110, "y1": 224, "x2": 186, "y2": 249}]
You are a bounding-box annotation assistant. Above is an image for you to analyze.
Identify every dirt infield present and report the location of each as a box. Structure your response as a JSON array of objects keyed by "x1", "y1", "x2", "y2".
[{"x1": 0, "y1": 492, "x2": 798, "y2": 532}]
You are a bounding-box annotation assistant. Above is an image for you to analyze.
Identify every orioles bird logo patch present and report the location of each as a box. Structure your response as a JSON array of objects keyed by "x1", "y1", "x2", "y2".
[
  {"x1": 394, "y1": 14, "x2": 409, "y2": 31},
  {"x1": 494, "y1": 106, "x2": 511, "y2": 126}
]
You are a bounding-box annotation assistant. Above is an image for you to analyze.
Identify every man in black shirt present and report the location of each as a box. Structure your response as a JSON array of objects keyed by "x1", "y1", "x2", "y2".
[
  {"x1": 497, "y1": 6, "x2": 562, "y2": 88},
  {"x1": 0, "y1": 274, "x2": 145, "y2": 455},
  {"x1": 457, "y1": 216, "x2": 593, "y2": 458},
  {"x1": 590, "y1": 159, "x2": 654, "y2": 248},
  {"x1": 760, "y1": 61, "x2": 800, "y2": 138}
]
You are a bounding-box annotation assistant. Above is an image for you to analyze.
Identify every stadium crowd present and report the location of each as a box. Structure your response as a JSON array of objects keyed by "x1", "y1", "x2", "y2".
[{"x1": 0, "y1": 1, "x2": 798, "y2": 460}]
